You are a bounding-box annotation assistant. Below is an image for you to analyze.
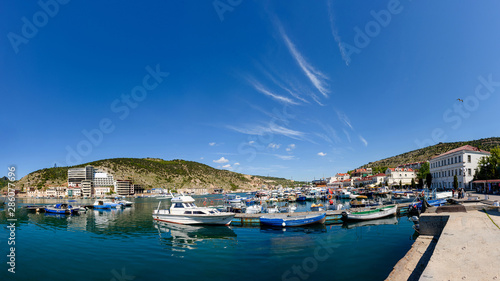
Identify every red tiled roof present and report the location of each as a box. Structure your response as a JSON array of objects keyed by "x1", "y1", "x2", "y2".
[
  {"x1": 373, "y1": 173, "x2": 386, "y2": 177},
  {"x1": 432, "y1": 145, "x2": 490, "y2": 159}
]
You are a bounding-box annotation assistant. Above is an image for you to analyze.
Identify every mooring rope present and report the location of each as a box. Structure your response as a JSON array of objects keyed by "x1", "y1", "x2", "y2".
[{"x1": 483, "y1": 208, "x2": 500, "y2": 230}]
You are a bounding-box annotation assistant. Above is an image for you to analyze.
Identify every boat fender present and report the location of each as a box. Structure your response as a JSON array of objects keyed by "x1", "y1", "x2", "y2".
[
  {"x1": 203, "y1": 201, "x2": 207, "y2": 206},
  {"x1": 327, "y1": 194, "x2": 333, "y2": 200},
  {"x1": 282, "y1": 222, "x2": 286, "y2": 227}
]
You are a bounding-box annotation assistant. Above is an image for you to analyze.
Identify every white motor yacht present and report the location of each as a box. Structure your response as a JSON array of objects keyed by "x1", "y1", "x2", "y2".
[{"x1": 153, "y1": 194, "x2": 235, "y2": 225}]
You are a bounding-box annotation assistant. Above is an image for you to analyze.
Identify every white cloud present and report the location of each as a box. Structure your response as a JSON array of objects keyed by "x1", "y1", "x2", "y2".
[
  {"x1": 213, "y1": 157, "x2": 229, "y2": 164},
  {"x1": 234, "y1": 162, "x2": 240, "y2": 166},
  {"x1": 327, "y1": 0, "x2": 350, "y2": 66},
  {"x1": 337, "y1": 110, "x2": 353, "y2": 130},
  {"x1": 286, "y1": 143, "x2": 296, "y2": 152},
  {"x1": 274, "y1": 154, "x2": 296, "y2": 160},
  {"x1": 359, "y1": 135, "x2": 368, "y2": 147},
  {"x1": 200, "y1": 157, "x2": 204, "y2": 160},
  {"x1": 268, "y1": 143, "x2": 281, "y2": 150},
  {"x1": 209, "y1": 142, "x2": 216, "y2": 146},
  {"x1": 227, "y1": 124, "x2": 305, "y2": 140},
  {"x1": 249, "y1": 140, "x2": 255, "y2": 144},
  {"x1": 222, "y1": 164, "x2": 231, "y2": 169},
  {"x1": 278, "y1": 22, "x2": 330, "y2": 98},
  {"x1": 343, "y1": 129, "x2": 351, "y2": 143},
  {"x1": 318, "y1": 152, "x2": 327, "y2": 156},
  {"x1": 247, "y1": 77, "x2": 300, "y2": 105}
]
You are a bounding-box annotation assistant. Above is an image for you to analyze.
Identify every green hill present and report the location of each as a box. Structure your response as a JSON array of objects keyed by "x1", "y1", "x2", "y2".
[
  {"x1": 12, "y1": 158, "x2": 303, "y2": 192},
  {"x1": 360, "y1": 137, "x2": 500, "y2": 170}
]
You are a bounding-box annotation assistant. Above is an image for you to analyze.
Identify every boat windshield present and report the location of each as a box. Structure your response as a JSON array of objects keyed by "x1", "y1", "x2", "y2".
[{"x1": 174, "y1": 203, "x2": 184, "y2": 208}]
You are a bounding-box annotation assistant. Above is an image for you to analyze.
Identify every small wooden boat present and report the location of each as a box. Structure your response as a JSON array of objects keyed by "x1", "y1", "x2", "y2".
[
  {"x1": 341, "y1": 205, "x2": 397, "y2": 221},
  {"x1": 259, "y1": 213, "x2": 326, "y2": 227}
]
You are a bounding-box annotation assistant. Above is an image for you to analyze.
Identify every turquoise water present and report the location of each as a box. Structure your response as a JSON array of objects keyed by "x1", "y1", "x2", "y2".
[{"x1": 1, "y1": 197, "x2": 416, "y2": 281}]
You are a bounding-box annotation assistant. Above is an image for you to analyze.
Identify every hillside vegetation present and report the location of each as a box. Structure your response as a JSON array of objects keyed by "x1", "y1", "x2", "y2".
[
  {"x1": 12, "y1": 158, "x2": 301, "y2": 192},
  {"x1": 360, "y1": 137, "x2": 500, "y2": 170}
]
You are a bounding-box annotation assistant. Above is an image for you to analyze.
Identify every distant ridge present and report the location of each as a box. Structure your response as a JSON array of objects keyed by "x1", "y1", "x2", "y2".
[
  {"x1": 12, "y1": 158, "x2": 302, "y2": 191},
  {"x1": 359, "y1": 137, "x2": 500, "y2": 170}
]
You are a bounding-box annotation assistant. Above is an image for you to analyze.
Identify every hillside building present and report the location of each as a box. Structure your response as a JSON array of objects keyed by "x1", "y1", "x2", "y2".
[
  {"x1": 429, "y1": 145, "x2": 490, "y2": 190},
  {"x1": 385, "y1": 168, "x2": 416, "y2": 186}
]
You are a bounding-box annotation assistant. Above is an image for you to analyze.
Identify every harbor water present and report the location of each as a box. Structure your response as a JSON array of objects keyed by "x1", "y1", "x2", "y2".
[{"x1": 1, "y1": 196, "x2": 416, "y2": 281}]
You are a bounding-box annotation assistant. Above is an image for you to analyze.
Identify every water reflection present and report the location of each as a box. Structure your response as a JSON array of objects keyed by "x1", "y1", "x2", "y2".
[
  {"x1": 341, "y1": 216, "x2": 399, "y2": 229},
  {"x1": 154, "y1": 222, "x2": 237, "y2": 252},
  {"x1": 259, "y1": 224, "x2": 327, "y2": 234}
]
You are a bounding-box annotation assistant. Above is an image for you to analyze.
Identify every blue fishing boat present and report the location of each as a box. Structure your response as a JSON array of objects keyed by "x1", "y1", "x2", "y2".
[
  {"x1": 45, "y1": 203, "x2": 78, "y2": 214},
  {"x1": 408, "y1": 199, "x2": 447, "y2": 211},
  {"x1": 259, "y1": 213, "x2": 326, "y2": 227}
]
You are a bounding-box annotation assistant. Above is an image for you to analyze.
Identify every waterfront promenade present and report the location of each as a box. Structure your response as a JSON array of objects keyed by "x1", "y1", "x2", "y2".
[{"x1": 387, "y1": 193, "x2": 500, "y2": 281}]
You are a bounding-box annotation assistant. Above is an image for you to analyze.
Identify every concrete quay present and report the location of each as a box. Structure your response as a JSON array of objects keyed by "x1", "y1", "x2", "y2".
[{"x1": 387, "y1": 198, "x2": 500, "y2": 281}]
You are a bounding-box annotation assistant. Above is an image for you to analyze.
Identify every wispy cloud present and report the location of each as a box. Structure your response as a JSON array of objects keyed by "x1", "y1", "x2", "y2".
[
  {"x1": 227, "y1": 124, "x2": 305, "y2": 140},
  {"x1": 286, "y1": 143, "x2": 296, "y2": 152},
  {"x1": 257, "y1": 65, "x2": 309, "y2": 104},
  {"x1": 234, "y1": 162, "x2": 240, "y2": 166},
  {"x1": 247, "y1": 77, "x2": 300, "y2": 105},
  {"x1": 343, "y1": 129, "x2": 351, "y2": 143},
  {"x1": 318, "y1": 152, "x2": 327, "y2": 156},
  {"x1": 213, "y1": 157, "x2": 229, "y2": 164},
  {"x1": 274, "y1": 154, "x2": 296, "y2": 160},
  {"x1": 209, "y1": 142, "x2": 216, "y2": 146},
  {"x1": 277, "y1": 22, "x2": 330, "y2": 98},
  {"x1": 336, "y1": 110, "x2": 353, "y2": 130},
  {"x1": 359, "y1": 135, "x2": 368, "y2": 147},
  {"x1": 327, "y1": 0, "x2": 350, "y2": 66},
  {"x1": 222, "y1": 164, "x2": 231, "y2": 169}
]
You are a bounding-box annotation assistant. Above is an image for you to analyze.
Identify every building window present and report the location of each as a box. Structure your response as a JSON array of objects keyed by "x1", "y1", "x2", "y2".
[
  {"x1": 448, "y1": 170, "x2": 450, "y2": 177},
  {"x1": 459, "y1": 169, "x2": 462, "y2": 175},
  {"x1": 448, "y1": 159, "x2": 450, "y2": 165},
  {"x1": 468, "y1": 155, "x2": 471, "y2": 163},
  {"x1": 468, "y1": 169, "x2": 471, "y2": 176},
  {"x1": 458, "y1": 156, "x2": 461, "y2": 162},
  {"x1": 454, "y1": 156, "x2": 457, "y2": 163}
]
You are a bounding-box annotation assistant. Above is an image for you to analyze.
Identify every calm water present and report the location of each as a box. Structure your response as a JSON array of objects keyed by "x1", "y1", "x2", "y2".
[{"x1": 1, "y1": 196, "x2": 416, "y2": 281}]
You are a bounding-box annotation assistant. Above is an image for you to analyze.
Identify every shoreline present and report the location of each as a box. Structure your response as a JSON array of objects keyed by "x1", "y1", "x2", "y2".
[{"x1": 386, "y1": 192, "x2": 500, "y2": 280}]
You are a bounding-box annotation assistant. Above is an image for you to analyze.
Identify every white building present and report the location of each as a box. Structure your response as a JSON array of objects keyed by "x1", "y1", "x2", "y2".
[
  {"x1": 385, "y1": 168, "x2": 416, "y2": 186},
  {"x1": 335, "y1": 173, "x2": 350, "y2": 181},
  {"x1": 27, "y1": 187, "x2": 45, "y2": 198},
  {"x1": 372, "y1": 173, "x2": 387, "y2": 185},
  {"x1": 46, "y1": 186, "x2": 67, "y2": 197},
  {"x1": 67, "y1": 187, "x2": 82, "y2": 197},
  {"x1": 94, "y1": 187, "x2": 111, "y2": 196},
  {"x1": 429, "y1": 145, "x2": 490, "y2": 190},
  {"x1": 93, "y1": 171, "x2": 114, "y2": 187}
]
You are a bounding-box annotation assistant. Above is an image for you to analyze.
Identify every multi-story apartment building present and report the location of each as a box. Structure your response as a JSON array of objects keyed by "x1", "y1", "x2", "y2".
[{"x1": 429, "y1": 145, "x2": 490, "y2": 190}]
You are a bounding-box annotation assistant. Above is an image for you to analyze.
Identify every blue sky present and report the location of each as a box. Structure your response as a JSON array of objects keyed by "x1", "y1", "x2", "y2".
[{"x1": 2, "y1": 0, "x2": 500, "y2": 181}]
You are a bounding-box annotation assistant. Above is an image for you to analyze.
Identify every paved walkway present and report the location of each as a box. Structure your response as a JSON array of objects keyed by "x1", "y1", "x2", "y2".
[{"x1": 419, "y1": 209, "x2": 500, "y2": 281}]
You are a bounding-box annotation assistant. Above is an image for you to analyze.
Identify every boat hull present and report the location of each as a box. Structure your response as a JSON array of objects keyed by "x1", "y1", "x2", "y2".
[
  {"x1": 342, "y1": 205, "x2": 397, "y2": 221},
  {"x1": 259, "y1": 213, "x2": 326, "y2": 227},
  {"x1": 152, "y1": 213, "x2": 235, "y2": 225}
]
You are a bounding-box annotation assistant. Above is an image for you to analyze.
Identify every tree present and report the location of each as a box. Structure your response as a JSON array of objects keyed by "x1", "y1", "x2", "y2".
[
  {"x1": 417, "y1": 162, "x2": 430, "y2": 180},
  {"x1": 475, "y1": 147, "x2": 500, "y2": 180},
  {"x1": 426, "y1": 173, "x2": 433, "y2": 189},
  {"x1": 453, "y1": 175, "x2": 458, "y2": 190},
  {"x1": 411, "y1": 178, "x2": 416, "y2": 189}
]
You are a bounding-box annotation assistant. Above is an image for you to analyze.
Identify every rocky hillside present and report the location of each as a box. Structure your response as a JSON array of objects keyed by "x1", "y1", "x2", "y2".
[
  {"x1": 12, "y1": 158, "x2": 302, "y2": 192},
  {"x1": 360, "y1": 137, "x2": 500, "y2": 170}
]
